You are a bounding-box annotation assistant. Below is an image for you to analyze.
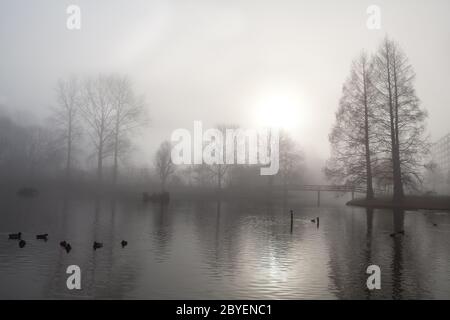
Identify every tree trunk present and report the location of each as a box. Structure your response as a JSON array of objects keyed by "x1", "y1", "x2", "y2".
[
  {"x1": 97, "y1": 144, "x2": 103, "y2": 184},
  {"x1": 65, "y1": 115, "x2": 72, "y2": 182},
  {"x1": 161, "y1": 176, "x2": 166, "y2": 192},
  {"x1": 385, "y1": 44, "x2": 403, "y2": 202},
  {"x1": 112, "y1": 117, "x2": 119, "y2": 187},
  {"x1": 218, "y1": 167, "x2": 222, "y2": 190},
  {"x1": 392, "y1": 56, "x2": 404, "y2": 201},
  {"x1": 362, "y1": 63, "x2": 374, "y2": 200},
  {"x1": 97, "y1": 124, "x2": 104, "y2": 184}
]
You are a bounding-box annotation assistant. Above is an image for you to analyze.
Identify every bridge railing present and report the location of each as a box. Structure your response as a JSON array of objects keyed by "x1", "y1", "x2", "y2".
[{"x1": 291, "y1": 184, "x2": 385, "y2": 194}]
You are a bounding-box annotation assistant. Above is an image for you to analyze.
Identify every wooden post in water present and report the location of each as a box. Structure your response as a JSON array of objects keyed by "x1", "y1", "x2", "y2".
[{"x1": 290, "y1": 210, "x2": 293, "y2": 233}]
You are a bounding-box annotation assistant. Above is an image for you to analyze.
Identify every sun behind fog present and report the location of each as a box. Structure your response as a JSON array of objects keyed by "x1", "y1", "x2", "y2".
[{"x1": 255, "y1": 93, "x2": 302, "y2": 130}]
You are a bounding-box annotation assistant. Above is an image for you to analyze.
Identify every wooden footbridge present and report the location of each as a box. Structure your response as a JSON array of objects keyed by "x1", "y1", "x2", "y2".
[{"x1": 283, "y1": 184, "x2": 382, "y2": 207}]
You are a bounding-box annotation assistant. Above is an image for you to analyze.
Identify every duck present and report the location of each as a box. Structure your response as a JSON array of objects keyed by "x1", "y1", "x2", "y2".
[
  {"x1": 9, "y1": 232, "x2": 22, "y2": 240},
  {"x1": 19, "y1": 240, "x2": 26, "y2": 248},
  {"x1": 433, "y1": 223, "x2": 438, "y2": 227},
  {"x1": 59, "y1": 241, "x2": 71, "y2": 253},
  {"x1": 93, "y1": 241, "x2": 103, "y2": 250},
  {"x1": 59, "y1": 241, "x2": 71, "y2": 252},
  {"x1": 36, "y1": 234, "x2": 48, "y2": 241},
  {"x1": 311, "y1": 217, "x2": 319, "y2": 224},
  {"x1": 121, "y1": 240, "x2": 128, "y2": 248}
]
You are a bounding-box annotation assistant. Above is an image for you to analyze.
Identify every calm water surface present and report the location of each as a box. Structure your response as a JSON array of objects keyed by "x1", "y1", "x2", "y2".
[{"x1": 0, "y1": 195, "x2": 449, "y2": 299}]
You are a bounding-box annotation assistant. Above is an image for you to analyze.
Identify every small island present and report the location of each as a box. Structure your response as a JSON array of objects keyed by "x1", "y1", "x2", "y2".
[{"x1": 347, "y1": 195, "x2": 450, "y2": 211}]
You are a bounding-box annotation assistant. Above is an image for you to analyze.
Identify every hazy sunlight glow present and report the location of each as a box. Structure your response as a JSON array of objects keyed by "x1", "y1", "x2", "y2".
[{"x1": 256, "y1": 93, "x2": 301, "y2": 130}]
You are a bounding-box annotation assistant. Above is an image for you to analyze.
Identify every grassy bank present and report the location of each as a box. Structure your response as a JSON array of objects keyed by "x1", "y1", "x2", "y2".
[{"x1": 347, "y1": 195, "x2": 450, "y2": 211}]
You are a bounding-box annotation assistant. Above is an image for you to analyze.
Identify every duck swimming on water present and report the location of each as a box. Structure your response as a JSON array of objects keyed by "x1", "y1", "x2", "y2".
[
  {"x1": 311, "y1": 217, "x2": 319, "y2": 224},
  {"x1": 59, "y1": 241, "x2": 71, "y2": 253},
  {"x1": 9, "y1": 232, "x2": 22, "y2": 240},
  {"x1": 93, "y1": 242, "x2": 103, "y2": 250},
  {"x1": 36, "y1": 234, "x2": 48, "y2": 241}
]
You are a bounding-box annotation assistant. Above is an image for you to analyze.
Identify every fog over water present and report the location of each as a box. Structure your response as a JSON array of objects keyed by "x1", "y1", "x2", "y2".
[{"x1": 1, "y1": 0, "x2": 450, "y2": 300}]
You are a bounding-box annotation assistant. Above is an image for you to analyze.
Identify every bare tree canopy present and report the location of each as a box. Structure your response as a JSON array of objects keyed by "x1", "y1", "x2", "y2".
[
  {"x1": 80, "y1": 75, "x2": 116, "y2": 183},
  {"x1": 278, "y1": 130, "x2": 304, "y2": 193},
  {"x1": 372, "y1": 36, "x2": 429, "y2": 197},
  {"x1": 108, "y1": 75, "x2": 148, "y2": 186},
  {"x1": 327, "y1": 37, "x2": 429, "y2": 200},
  {"x1": 79, "y1": 74, "x2": 148, "y2": 186},
  {"x1": 154, "y1": 140, "x2": 175, "y2": 192},
  {"x1": 52, "y1": 76, "x2": 81, "y2": 181},
  {"x1": 326, "y1": 52, "x2": 377, "y2": 199}
]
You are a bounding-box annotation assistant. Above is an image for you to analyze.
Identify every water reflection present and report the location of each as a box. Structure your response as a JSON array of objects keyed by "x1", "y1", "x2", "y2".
[
  {"x1": 391, "y1": 208, "x2": 404, "y2": 300},
  {"x1": 364, "y1": 208, "x2": 373, "y2": 300},
  {"x1": 0, "y1": 197, "x2": 449, "y2": 299},
  {"x1": 152, "y1": 203, "x2": 172, "y2": 262}
]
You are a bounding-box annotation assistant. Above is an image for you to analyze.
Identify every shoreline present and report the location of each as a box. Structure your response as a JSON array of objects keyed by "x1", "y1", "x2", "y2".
[{"x1": 347, "y1": 196, "x2": 450, "y2": 211}]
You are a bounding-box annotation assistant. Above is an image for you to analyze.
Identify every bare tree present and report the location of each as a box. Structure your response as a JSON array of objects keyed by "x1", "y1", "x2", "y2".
[
  {"x1": 80, "y1": 75, "x2": 116, "y2": 183},
  {"x1": 326, "y1": 52, "x2": 377, "y2": 199},
  {"x1": 205, "y1": 124, "x2": 238, "y2": 191},
  {"x1": 0, "y1": 115, "x2": 61, "y2": 182},
  {"x1": 154, "y1": 140, "x2": 175, "y2": 191},
  {"x1": 108, "y1": 75, "x2": 147, "y2": 186},
  {"x1": 372, "y1": 36, "x2": 428, "y2": 199},
  {"x1": 52, "y1": 76, "x2": 81, "y2": 181},
  {"x1": 278, "y1": 131, "x2": 303, "y2": 198}
]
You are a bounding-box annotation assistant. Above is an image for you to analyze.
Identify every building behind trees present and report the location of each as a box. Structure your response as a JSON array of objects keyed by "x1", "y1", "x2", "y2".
[{"x1": 430, "y1": 133, "x2": 450, "y2": 193}]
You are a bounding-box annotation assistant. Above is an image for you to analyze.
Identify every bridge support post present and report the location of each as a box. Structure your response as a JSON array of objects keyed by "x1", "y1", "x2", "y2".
[{"x1": 317, "y1": 190, "x2": 321, "y2": 207}]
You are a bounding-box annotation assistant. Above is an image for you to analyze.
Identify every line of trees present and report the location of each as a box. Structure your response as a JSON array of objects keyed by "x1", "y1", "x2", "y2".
[
  {"x1": 153, "y1": 128, "x2": 304, "y2": 195},
  {"x1": 53, "y1": 74, "x2": 148, "y2": 187},
  {"x1": 0, "y1": 114, "x2": 63, "y2": 184},
  {"x1": 0, "y1": 74, "x2": 148, "y2": 191},
  {"x1": 2, "y1": 73, "x2": 307, "y2": 197},
  {"x1": 326, "y1": 36, "x2": 429, "y2": 201},
  {"x1": 2, "y1": 92, "x2": 306, "y2": 197}
]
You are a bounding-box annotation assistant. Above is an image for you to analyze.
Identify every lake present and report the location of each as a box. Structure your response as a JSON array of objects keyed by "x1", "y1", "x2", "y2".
[{"x1": 0, "y1": 195, "x2": 449, "y2": 299}]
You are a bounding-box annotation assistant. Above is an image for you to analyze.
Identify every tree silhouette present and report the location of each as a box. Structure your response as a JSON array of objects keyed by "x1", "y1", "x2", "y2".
[
  {"x1": 108, "y1": 75, "x2": 148, "y2": 187},
  {"x1": 154, "y1": 140, "x2": 175, "y2": 192},
  {"x1": 80, "y1": 75, "x2": 116, "y2": 184},
  {"x1": 52, "y1": 76, "x2": 82, "y2": 181},
  {"x1": 326, "y1": 52, "x2": 377, "y2": 199},
  {"x1": 372, "y1": 36, "x2": 428, "y2": 198}
]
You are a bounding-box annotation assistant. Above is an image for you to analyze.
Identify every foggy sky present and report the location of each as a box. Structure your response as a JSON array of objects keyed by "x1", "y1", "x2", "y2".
[{"x1": 1, "y1": 0, "x2": 449, "y2": 173}]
